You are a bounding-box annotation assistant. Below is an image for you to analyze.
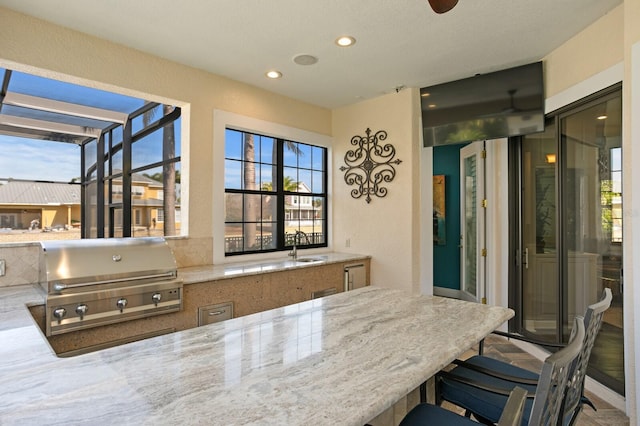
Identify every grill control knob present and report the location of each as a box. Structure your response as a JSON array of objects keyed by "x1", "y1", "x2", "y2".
[
  {"x1": 75, "y1": 304, "x2": 89, "y2": 319},
  {"x1": 53, "y1": 307, "x2": 67, "y2": 321},
  {"x1": 151, "y1": 292, "x2": 162, "y2": 305},
  {"x1": 116, "y1": 298, "x2": 128, "y2": 312}
]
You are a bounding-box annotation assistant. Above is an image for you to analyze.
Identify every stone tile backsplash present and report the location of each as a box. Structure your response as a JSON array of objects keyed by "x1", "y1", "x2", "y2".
[{"x1": 0, "y1": 243, "x2": 41, "y2": 287}]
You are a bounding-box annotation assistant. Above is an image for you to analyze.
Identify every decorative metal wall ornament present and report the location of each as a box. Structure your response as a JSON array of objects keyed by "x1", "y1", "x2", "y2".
[{"x1": 339, "y1": 128, "x2": 402, "y2": 203}]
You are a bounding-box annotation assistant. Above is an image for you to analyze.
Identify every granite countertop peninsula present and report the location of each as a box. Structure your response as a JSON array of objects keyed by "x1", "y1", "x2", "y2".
[{"x1": 0, "y1": 280, "x2": 512, "y2": 425}]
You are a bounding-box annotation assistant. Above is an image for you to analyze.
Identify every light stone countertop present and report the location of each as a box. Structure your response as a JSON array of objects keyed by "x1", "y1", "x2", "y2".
[
  {"x1": 178, "y1": 252, "x2": 370, "y2": 284},
  {"x1": 0, "y1": 283, "x2": 513, "y2": 425}
]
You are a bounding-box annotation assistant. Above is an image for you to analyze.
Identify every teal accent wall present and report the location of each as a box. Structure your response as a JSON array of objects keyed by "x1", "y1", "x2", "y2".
[{"x1": 433, "y1": 144, "x2": 467, "y2": 290}]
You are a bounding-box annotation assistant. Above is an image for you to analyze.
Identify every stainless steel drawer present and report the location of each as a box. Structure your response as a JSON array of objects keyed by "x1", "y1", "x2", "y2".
[
  {"x1": 311, "y1": 287, "x2": 337, "y2": 299},
  {"x1": 198, "y1": 302, "x2": 233, "y2": 326}
]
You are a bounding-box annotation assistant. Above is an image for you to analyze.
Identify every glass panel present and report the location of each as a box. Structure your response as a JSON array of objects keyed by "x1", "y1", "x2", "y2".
[
  {"x1": 7, "y1": 69, "x2": 144, "y2": 113},
  {"x1": 131, "y1": 104, "x2": 163, "y2": 135},
  {"x1": 312, "y1": 171, "x2": 324, "y2": 193},
  {"x1": 312, "y1": 146, "x2": 325, "y2": 170},
  {"x1": 84, "y1": 181, "x2": 98, "y2": 238},
  {"x1": 463, "y1": 154, "x2": 478, "y2": 298},
  {"x1": 260, "y1": 164, "x2": 277, "y2": 191},
  {"x1": 0, "y1": 136, "x2": 80, "y2": 182},
  {"x1": 132, "y1": 132, "x2": 164, "y2": 168},
  {"x1": 262, "y1": 194, "x2": 276, "y2": 222},
  {"x1": 225, "y1": 159, "x2": 242, "y2": 190},
  {"x1": 2, "y1": 104, "x2": 113, "y2": 129},
  {"x1": 112, "y1": 208, "x2": 123, "y2": 238},
  {"x1": 257, "y1": 222, "x2": 276, "y2": 250},
  {"x1": 225, "y1": 193, "x2": 243, "y2": 221},
  {"x1": 260, "y1": 136, "x2": 275, "y2": 164},
  {"x1": 561, "y1": 93, "x2": 623, "y2": 393},
  {"x1": 298, "y1": 169, "x2": 312, "y2": 191},
  {"x1": 298, "y1": 143, "x2": 312, "y2": 169},
  {"x1": 283, "y1": 141, "x2": 298, "y2": 167},
  {"x1": 110, "y1": 145, "x2": 123, "y2": 174},
  {"x1": 241, "y1": 192, "x2": 262, "y2": 251},
  {"x1": 283, "y1": 167, "x2": 298, "y2": 189},
  {"x1": 225, "y1": 129, "x2": 243, "y2": 160},
  {"x1": 521, "y1": 122, "x2": 558, "y2": 342},
  {"x1": 225, "y1": 223, "x2": 243, "y2": 253}
]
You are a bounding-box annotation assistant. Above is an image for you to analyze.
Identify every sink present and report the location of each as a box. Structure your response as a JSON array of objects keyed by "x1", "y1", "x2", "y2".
[{"x1": 295, "y1": 257, "x2": 324, "y2": 263}]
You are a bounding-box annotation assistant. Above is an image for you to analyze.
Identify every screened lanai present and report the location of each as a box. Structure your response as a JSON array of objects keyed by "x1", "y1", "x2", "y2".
[{"x1": 0, "y1": 68, "x2": 182, "y2": 239}]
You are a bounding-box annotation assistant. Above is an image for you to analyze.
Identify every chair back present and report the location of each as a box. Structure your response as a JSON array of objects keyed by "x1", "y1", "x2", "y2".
[
  {"x1": 528, "y1": 317, "x2": 585, "y2": 426},
  {"x1": 562, "y1": 288, "x2": 613, "y2": 424}
]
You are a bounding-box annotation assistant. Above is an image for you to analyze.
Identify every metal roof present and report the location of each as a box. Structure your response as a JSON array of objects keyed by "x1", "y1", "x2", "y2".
[{"x1": 0, "y1": 180, "x2": 80, "y2": 205}]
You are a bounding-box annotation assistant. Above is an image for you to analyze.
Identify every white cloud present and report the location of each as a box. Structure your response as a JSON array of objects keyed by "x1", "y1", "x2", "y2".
[{"x1": 0, "y1": 136, "x2": 80, "y2": 182}]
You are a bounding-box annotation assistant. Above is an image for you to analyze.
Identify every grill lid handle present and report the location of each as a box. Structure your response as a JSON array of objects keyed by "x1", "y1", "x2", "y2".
[{"x1": 51, "y1": 271, "x2": 177, "y2": 292}]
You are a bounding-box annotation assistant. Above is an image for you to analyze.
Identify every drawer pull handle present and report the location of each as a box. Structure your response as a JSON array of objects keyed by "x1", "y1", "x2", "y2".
[{"x1": 209, "y1": 310, "x2": 226, "y2": 316}]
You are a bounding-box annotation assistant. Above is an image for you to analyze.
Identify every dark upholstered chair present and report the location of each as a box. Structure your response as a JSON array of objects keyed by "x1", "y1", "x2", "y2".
[
  {"x1": 402, "y1": 317, "x2": 584, "y2": 426},
  {"x1": 436, "y1": 288, "x2": 612, "y2": 425},
  {"x1": 400, "y1": 387, "x2": 527, "y2": 426}
]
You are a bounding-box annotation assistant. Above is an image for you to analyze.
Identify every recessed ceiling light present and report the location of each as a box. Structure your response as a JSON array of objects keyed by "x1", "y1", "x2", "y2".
[
  {"x1": 421, "y1": 92, "x2": 431, "y2": 97},
  {"x1": 293, "y1": 54, "x2": 318, "y2": 66},
  {"x1": 335, "y1": 36, "x2": 356, "y2": 47},
  {"x1": 428, "y1": 104, "x2": 437, "y2": 108},
  {"x1": 597, "y1": 115, "x2": 607, "y2": 120},
  {"x1": 265, "y1": 70, "x2": 282, "y2": 79}
]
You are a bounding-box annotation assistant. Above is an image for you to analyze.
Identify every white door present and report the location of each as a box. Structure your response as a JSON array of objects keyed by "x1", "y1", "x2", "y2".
[{"x1": 460, "y1": 142, "x2": 485, "y2": 303}]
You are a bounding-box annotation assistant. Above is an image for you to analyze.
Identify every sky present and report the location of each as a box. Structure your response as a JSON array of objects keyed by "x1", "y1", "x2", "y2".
[{"x1": 0, "y1": 136, "x2": 80, "y2": 182}]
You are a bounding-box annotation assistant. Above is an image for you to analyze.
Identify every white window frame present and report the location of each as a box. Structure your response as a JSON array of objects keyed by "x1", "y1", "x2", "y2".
[{"x1": 213, "y1": 110, "x2": 332, "y2": 264}]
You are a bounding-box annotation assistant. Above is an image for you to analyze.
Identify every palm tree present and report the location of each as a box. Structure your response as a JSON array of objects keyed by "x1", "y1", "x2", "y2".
[
  {"x1": 243, "y1": 133, "x2": 257, "y2": 249},
  {"x1": 162, "y1": 105, "x2": 177, "y2": 236},
  {"x1": 143, "y1": 104, "x2": 177, "y2": 236}
]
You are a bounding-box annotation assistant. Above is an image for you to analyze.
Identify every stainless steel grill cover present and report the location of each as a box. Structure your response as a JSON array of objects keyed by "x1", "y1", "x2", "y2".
[{"x1": 40, "y1": 237, "x2": 183, "y2": 336}]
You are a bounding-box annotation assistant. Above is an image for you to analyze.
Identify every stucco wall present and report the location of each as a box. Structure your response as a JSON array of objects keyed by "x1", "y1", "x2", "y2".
[
  {"x1": 331, "y1": 89, "x2": 421, "y2": 291},
  {"x1": 544, "y1": 4, "x2": 624, "y2": 101}
]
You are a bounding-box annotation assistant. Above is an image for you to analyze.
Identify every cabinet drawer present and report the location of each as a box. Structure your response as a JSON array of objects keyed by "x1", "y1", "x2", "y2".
[{"x1": 198, "y1": 302, "x2": 233, "y2": 326}]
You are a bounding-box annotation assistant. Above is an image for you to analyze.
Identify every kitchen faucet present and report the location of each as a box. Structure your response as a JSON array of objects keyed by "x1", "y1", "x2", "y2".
[{"x1": 288, "y1": 230, "x2": 310, "y2": 260}]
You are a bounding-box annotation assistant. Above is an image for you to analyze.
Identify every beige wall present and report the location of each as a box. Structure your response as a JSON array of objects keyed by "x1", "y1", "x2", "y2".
[
  {"x1": 331, "y1": 89, "x2": 421, "y2": 291},
  {"x1": 544, "y1": 4, "x2": 624, "y2": 100},
  {"x1": 0, "y1": 7, "x2": 331, "y2": 266}
]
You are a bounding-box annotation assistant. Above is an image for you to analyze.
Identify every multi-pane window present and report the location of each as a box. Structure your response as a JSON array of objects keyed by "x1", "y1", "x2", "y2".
[{"x1": 224, "y1": 128, "x2": 327, "y2": 255}]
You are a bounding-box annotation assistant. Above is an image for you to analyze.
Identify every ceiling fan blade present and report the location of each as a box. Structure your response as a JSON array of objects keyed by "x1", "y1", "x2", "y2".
[{"x1": 428, "y1": 0, "x2": 459, "y2": 14}]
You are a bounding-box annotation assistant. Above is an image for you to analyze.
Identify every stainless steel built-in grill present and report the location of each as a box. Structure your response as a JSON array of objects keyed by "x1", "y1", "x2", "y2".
[{"x1": 40, "y1": 237, "x2": 183, "y2": 336}]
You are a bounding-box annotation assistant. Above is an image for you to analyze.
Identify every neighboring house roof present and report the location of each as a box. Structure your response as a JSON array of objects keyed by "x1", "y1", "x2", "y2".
[
  {"x1": 0, "y1": 180, "x2": 80, "y2": 205},
  {"x1": 297, "y1": 182, "x2": 311, "y2": 193}
]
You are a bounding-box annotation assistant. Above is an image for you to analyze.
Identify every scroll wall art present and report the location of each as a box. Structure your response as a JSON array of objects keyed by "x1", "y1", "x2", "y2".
[{"x1": 339, "y1": 128, "x2": 402, "y2": 203}]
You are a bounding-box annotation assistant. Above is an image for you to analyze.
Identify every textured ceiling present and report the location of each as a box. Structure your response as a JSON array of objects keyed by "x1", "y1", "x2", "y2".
[{"x1": 0, "y1": 0, "x2": 623, "y2": 109}]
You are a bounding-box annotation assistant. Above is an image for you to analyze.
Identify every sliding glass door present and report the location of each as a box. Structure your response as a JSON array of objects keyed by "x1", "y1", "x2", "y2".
[{"x1": 516, "y1": 84, "x2": 623, "y2": 394}]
